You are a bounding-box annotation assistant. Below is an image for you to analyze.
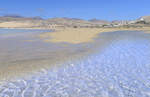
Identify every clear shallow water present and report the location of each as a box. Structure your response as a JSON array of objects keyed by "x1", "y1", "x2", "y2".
[
  {"x1": 0, "y1": 29, "x2": 51, "y2": 38},
  {"x1": 0, "y1": 29, "x2": 51, "y2": 34},
  {"x1": 1, "y1": 31, "x2": 150, "y2": 97}
]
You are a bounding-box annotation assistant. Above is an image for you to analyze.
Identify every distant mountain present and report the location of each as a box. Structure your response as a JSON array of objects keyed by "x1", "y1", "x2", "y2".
[
  {"x1": 0, "y1": 15, "x2": 150, "y2": 28},
  {"x1": 2, "y1": 14, "x2": 24, "y2": 18},
  {"x1": 89, "y1": 19, "x2": 110, "y2": 25},
  {"x1": 136, "y1": 16, "x2": 150, "y2": 24},
  {"x1": 0, "y1": 16, "x2": 43, "y2": 22},
  {"x1": 46, "y1": 17, "x2": 95, "y2": 27},
  {"x1": 0, "y1": 16, "x2": 45, "y2": 28},
  {"x1": 46, "y1": 17, "x2": 113, "y2": 28}
]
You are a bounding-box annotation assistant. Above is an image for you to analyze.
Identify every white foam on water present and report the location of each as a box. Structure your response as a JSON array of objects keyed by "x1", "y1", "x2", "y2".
[{"x1": 1, "y1": 31, "x2": 150, "y2": 97}]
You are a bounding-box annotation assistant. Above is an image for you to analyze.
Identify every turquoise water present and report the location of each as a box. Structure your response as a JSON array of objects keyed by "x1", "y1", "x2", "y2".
[{"x1": 1, "y1": 31, "x2": 150, "y2": 97}]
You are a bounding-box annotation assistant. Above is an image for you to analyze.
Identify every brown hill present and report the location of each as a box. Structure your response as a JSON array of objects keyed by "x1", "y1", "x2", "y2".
[
  {"x1": 89, "y1": 19, "x2": 110, "y2": 25},
  {"x1": 0, "y1": 15, "x2": 150, "y2": 28},
  {"x1": 137, "y1": 16, "x2": 150, "y2": 24},
  {"x1": 46, "y1": 17, "x2": 94, "y2": 27}
]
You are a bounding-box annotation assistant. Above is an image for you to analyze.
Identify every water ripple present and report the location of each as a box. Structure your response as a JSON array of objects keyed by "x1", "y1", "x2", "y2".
[{"x1": 1, "y1": 31, "x2": 150, "y2": 97}]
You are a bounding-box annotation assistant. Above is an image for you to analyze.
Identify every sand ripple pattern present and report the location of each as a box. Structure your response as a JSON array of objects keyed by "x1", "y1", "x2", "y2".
[{"x1": 1, "y1": 38, "x2": 150, "y2": 97}]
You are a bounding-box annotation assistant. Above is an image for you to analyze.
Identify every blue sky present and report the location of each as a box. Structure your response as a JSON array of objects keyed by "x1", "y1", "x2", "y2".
[{"x1": 0, "y1": 0, "x2": 150, "y2": 21}]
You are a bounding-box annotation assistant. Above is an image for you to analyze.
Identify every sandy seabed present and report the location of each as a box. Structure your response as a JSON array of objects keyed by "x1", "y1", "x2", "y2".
[
  {"x1": 39, "y1": 27, "x2": 150, "y2": 44},
  {"x1": 1, "y1": 31, "x2": 150, "y2": 97}
]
